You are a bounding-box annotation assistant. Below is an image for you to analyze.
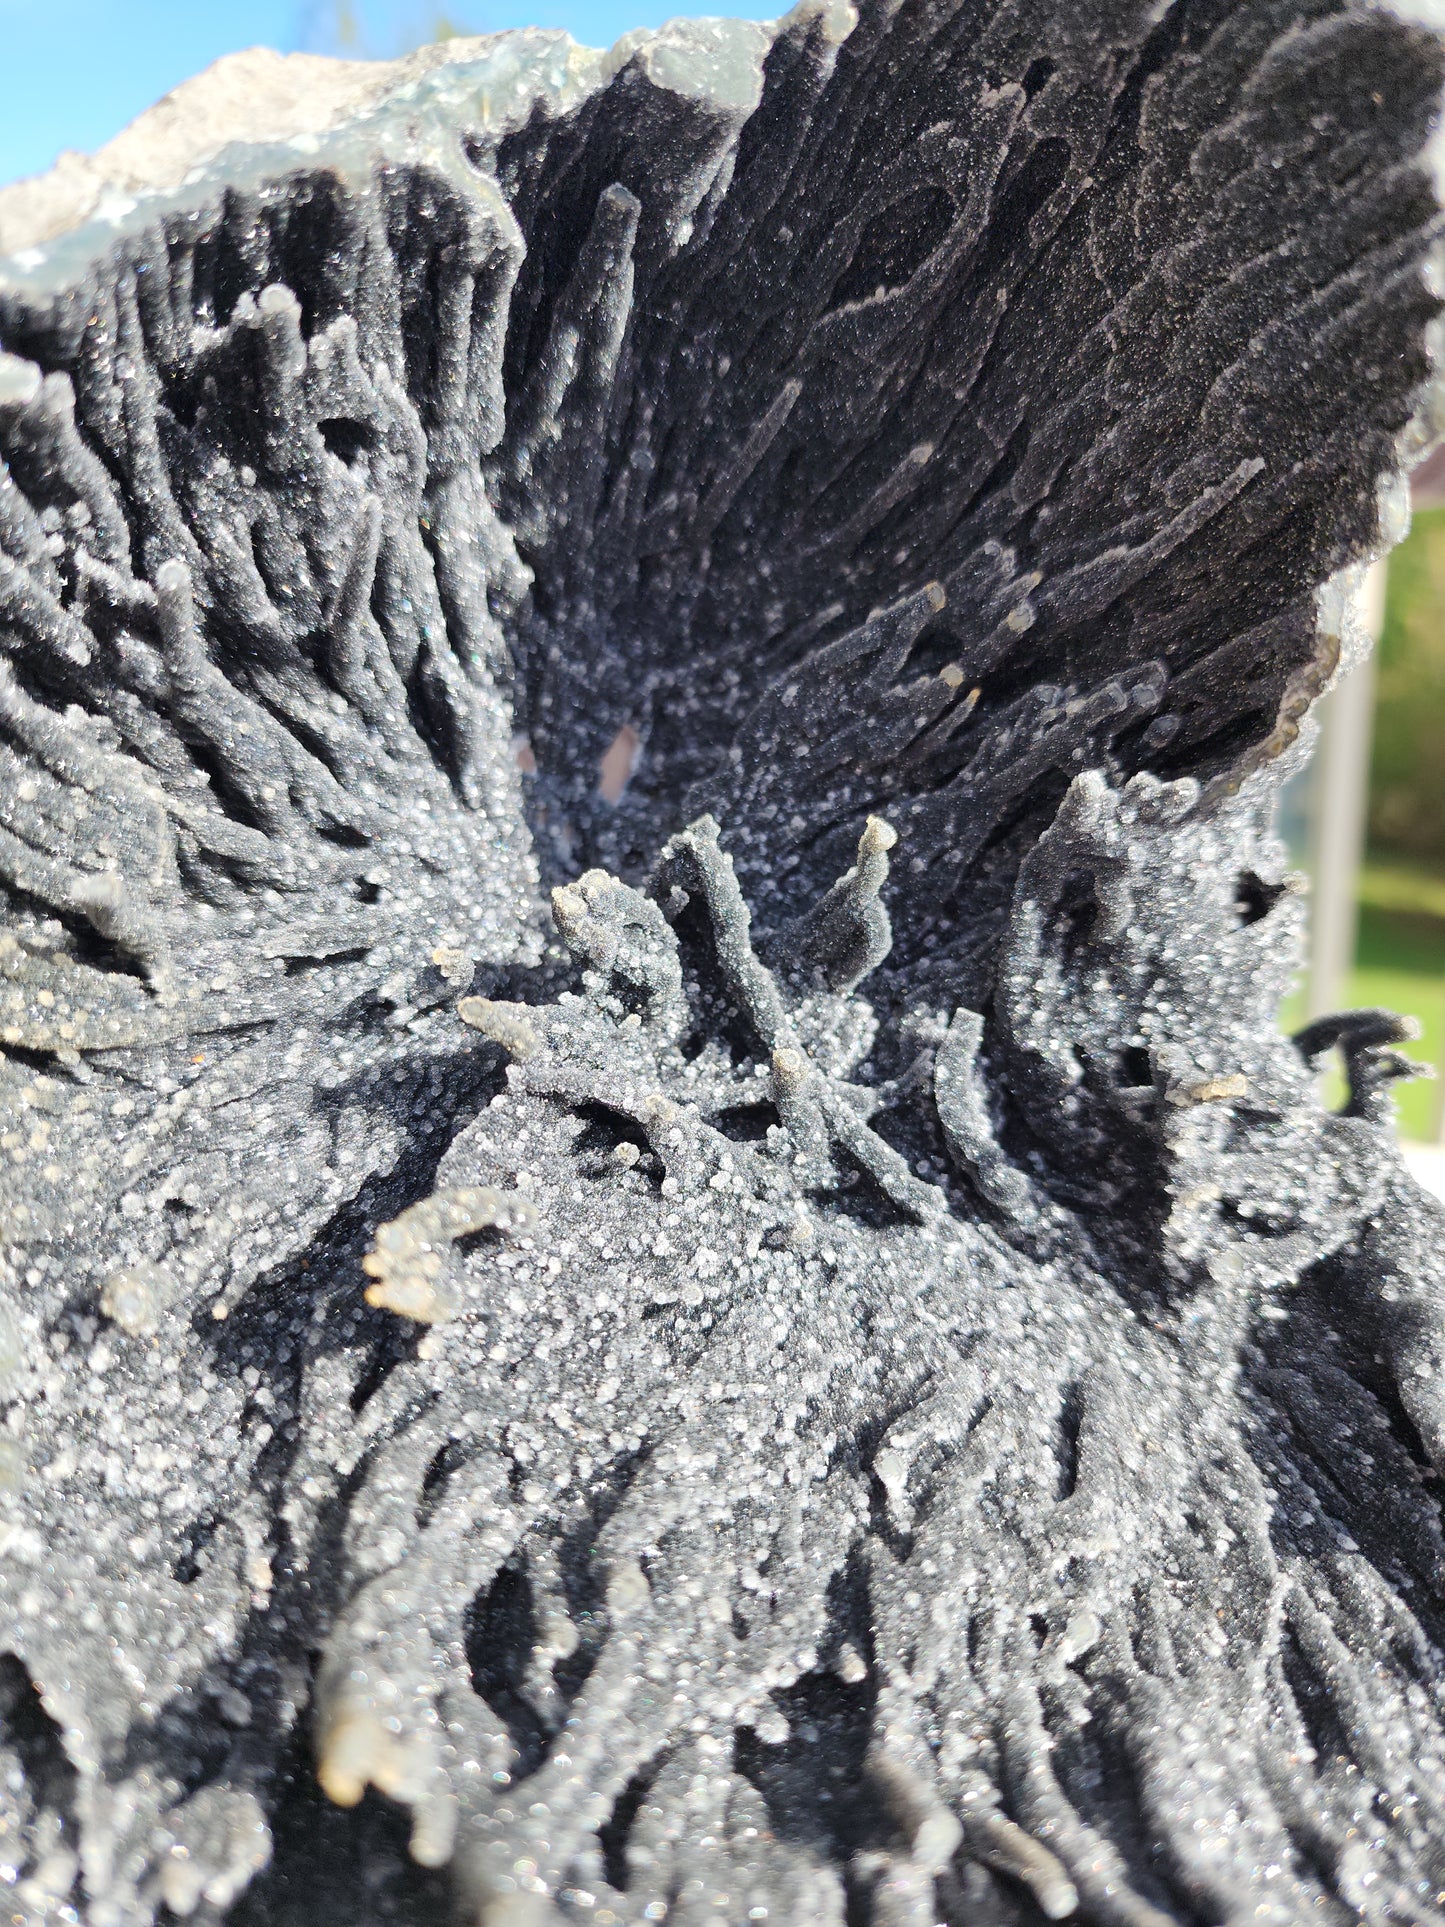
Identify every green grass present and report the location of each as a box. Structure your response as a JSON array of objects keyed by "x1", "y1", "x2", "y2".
[
  {"x1": 1358, "y1": 860, "x2": 1445, "y2": 924},
  {"x1": 1351, "y1": 901, "x2": 1445, "y2": 1139},
  {"x1": 1305, "y1": 503, "x2": 1445, "y2": 1135},
  {"x1": 1370, "y1": 506, "x2": 1445, "y2": 866},
  {"x1": 1279, "y1": 864, "x2": 1445, "y2": 1141}
]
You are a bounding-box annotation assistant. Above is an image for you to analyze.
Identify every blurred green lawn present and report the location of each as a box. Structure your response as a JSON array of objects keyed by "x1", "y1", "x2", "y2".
[
  {"x1": 1277, "y1": 505, "x2": 1445, "y2": 1143},
  {"x1": 1280, "y1": 861, "x2": 1445, "y2": 1140}
]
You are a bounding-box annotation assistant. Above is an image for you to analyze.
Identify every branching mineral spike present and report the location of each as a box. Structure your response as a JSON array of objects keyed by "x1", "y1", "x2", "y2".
[{"x1": 0, "y1": 3, "x2": 1444, "y2": 1921}]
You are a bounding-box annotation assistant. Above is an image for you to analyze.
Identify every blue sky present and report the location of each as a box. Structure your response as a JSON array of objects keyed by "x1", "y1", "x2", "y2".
[{"x1": 0, "y1": 0, "x2": 773, "y2": 188}]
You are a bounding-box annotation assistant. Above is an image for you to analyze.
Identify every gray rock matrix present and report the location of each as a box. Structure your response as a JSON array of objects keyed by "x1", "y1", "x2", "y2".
[{"x1": 0, "y1": 0, "x2": 1444, "y2": 1920}]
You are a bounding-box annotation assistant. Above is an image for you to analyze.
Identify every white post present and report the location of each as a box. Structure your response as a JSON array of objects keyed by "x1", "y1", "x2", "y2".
[{"x1": 1307, "y1": 559, "x2": 1385, "y2": 1020}]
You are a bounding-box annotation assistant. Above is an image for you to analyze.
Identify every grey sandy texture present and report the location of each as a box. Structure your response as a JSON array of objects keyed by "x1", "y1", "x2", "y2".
[{"x1": 1, "y1": 2, "x2": 1445, "y2": 1921}]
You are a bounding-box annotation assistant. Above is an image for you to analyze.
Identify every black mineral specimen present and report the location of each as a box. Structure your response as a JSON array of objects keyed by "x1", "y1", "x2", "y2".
[{"x1": 1, "y1": 3, "x2": 1444, "y2": 1922}]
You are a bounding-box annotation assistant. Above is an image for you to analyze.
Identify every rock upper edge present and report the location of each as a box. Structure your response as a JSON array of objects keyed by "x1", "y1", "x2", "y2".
[{"x1": 0, "y1": 10, "x2": 804, "y2": 276}]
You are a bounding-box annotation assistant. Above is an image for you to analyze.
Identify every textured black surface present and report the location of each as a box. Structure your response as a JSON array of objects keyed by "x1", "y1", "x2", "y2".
[{"x1": 0, "y1": 2, "x2": 1444, "y2": 1921}]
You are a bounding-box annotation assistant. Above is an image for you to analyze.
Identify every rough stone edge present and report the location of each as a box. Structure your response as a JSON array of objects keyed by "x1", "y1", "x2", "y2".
[
  {"x1": 1295, "y1": 1, "x2": 1445, "y2": 730},
  {"x1": 1194, "y1": 0, "x2": 1445, "y2": 802},
  {"x1": 0, "y1": 7, "x2": 846, "y2": 280}
]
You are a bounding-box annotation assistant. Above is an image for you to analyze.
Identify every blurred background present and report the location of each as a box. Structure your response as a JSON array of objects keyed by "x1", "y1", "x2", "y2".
[
  {"x1": 2, "y1": 0, "x2": 1444, "y2": 1174},
  {"x1": 1278, "y1": 446, "x2": 1445, "y2": 1192}
]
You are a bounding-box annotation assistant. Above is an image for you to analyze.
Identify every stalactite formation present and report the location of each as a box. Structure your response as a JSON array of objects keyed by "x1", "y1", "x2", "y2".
[{"x1": 1, "y1": 2, "x2": 1445, "y2": 1920}]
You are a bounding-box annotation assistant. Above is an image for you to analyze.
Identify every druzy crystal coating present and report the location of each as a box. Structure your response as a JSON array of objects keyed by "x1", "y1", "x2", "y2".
[{"x1": 1, "y1": 3, "x2": 1445, "y2": 1921}]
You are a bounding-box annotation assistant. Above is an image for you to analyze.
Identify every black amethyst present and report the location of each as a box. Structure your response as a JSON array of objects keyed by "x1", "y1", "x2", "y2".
[{"x1": 1, "y1": 6, "x2": 1444, "y2": 1923}]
